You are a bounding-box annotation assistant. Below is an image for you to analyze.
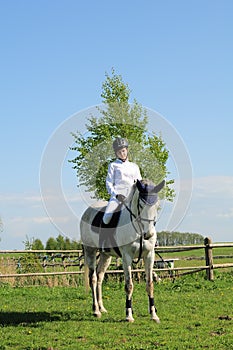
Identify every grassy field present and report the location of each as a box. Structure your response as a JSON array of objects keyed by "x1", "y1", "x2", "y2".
[{"x1": 0, "y1": 271, "x2": 233, "y2": 349}]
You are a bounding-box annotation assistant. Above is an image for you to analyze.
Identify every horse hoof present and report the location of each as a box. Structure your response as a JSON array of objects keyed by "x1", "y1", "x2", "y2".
[
  {"x1": 94, "y1": 312, "x2": 102, "y2": 318},
  {"x1": 100, "y1": 307, "x2": 108, "y2": 313},
  {"x1": 152, "y1": 315, "x2": 160, "y2": 323},
  {"x1": 126, "y1": 317, "x2": 135, "y2": 323}
]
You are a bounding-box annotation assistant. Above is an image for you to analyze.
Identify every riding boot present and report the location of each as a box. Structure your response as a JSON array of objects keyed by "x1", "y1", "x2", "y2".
[{"x1": 99, "y1": 221, "x2": 110, "y2": 252}]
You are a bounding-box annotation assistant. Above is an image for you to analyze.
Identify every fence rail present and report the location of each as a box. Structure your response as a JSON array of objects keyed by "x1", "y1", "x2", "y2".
[{"x1": 0, "y1": 238, "x2": 233, "y2": 282}]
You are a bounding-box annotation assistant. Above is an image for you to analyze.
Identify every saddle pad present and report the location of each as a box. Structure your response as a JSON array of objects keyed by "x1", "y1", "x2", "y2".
[{"x1": 91, "y1": 204, "x2": 122, "y2": 233}]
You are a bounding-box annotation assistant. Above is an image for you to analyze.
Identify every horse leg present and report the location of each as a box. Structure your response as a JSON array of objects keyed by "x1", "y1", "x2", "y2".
[
  {"x1": 96, "y1": 253, "x2": 112, "y2": 313},
  {"x1": 144, "y1": 251, "x2": 160, "y2": 323},
  {"x1": 122, "y1": 254, "x2": 134, "y2": 322},
  {"x1": 89, "y1": 268, "x2": 102, "y2": 318},
  {"x1": 84, "y1": 246, "x2": 102, "y2": 318}
]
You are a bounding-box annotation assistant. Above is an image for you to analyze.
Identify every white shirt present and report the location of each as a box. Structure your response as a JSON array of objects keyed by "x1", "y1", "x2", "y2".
[{"x1": 106, "y1": 158, "x2": 142, "y2": 198}]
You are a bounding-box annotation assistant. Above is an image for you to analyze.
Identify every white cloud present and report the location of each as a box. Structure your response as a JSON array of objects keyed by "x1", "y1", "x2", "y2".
[
  {"x1": 157, "y1": 175, "x2": 233, "y2": 242},
  {"x1": 10, "y1": 216, "x2": 69, "y2": 224},
  {"x1": 0, "y1": 193, "x2": 42, "y2": 203},
  {"x1": 217, "y1": 208, "x2": 233, "y2": 219},
  {"x1": 193, "y1": 176, "x2": 233, "y2": 198}
]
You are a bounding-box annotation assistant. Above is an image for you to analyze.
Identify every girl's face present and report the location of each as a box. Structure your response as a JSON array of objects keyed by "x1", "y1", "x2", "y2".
[{"x1": 116, "y1": 147, "x2": 128, "y2": 161}]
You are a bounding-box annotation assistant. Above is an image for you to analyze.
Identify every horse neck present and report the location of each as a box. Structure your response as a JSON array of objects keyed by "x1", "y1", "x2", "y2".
[{"x1": 127, "y1": 186, "x2": 139, "y2": 217}]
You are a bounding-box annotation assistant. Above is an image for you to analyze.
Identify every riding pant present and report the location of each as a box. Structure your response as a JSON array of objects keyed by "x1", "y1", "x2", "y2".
[{"x1": 102, "y1": 196, "x2": 120, "y2": 225}]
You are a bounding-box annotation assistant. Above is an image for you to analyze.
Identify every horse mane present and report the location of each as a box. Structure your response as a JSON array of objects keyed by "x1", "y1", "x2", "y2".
[{"x1": 125, "y1": 182, "x2": 138, "y2": 204}]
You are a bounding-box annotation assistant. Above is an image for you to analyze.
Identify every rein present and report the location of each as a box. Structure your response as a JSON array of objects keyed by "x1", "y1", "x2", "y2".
[
  {"x1": 124, "y1": 199, "x2": 166, "y2": 267},
  {"x1": 122, "y1": 196, "x2": 156, "y2": 225},
  {"x1": 122, "y1": 192, "x2": 157, "y2": 264}
]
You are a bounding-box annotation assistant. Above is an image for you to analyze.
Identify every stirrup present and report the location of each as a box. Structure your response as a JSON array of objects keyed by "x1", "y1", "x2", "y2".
[
  {"x1": 100, "y1": 237, "x2": 110, "y2": 253},
  {"x1": 101, "y1": 245, "x2": 110, "y2": 253}
]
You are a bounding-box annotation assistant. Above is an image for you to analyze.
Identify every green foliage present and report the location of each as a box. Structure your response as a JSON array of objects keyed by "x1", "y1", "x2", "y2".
[
  {"x1": 17, "y1": 237, "x2": 43, "y2": 275},
  {"x1": 45, "y1": 237, "x2": 57, "y2": 250},
  {"x1": 23, "y1": 236, "x2": 45, "y2": 250},
  {"x1": 70, "y1": 69, "x2": 174, "y2": 201},
  {"x1": 17, "y1": 253, "x2": 43, "y2": 274},
  {"x1": 22, "y1": 235, "x2": 82, "y2": 251},
  {"x1": 157, "y1": 231, "x2": 204, "y2": 246},
  {"x1": 45, "y1": 235, "x2": 82, "y2": 250},
  {"x1": 101, "y1": 68, "x2": 130, "y2": 103},
  {"x1": 32, "y1": 238, "x2": 44, "y2": 250}
]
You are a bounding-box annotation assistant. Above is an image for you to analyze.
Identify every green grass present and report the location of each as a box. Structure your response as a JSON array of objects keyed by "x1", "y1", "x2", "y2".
[{"x1": 1, "y1": 271, "x2": 233, "y2": 349}]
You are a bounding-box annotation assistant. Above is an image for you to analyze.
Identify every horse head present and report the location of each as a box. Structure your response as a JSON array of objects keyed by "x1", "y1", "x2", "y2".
[{"x1": 135, "y1": 179, "x2": 165, "y2": 239}]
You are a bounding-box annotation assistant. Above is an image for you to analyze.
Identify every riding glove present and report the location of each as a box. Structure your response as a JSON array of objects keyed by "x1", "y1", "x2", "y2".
[{"x1": 116, "y1": 194, "x2": 126, "y2": 203}]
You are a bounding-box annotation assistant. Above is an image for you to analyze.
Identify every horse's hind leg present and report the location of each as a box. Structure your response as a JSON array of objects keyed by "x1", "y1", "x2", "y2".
[{"x1": 96, "y1": 253, "x2": 112, "y2": 313}]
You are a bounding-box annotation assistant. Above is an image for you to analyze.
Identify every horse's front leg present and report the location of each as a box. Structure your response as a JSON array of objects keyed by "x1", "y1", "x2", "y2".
[
  {"x1": 89, "y1": 268, "x2": 102, "y2": 318},
  {"x1": 122, "y1": 254, "x2": 134, "y2": 322},
  {"x1": 144, "y1": 251, "x2": 160, "y2": 323},
  {"x1": 84, "y1": 246, "x2": 102, "y2": 318},
  {"x1": 96, "y1": 253, "x2": 112, "y2": 313}
]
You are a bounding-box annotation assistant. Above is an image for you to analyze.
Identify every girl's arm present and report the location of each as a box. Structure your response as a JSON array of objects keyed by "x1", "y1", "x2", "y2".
[{"x1": 106, "y1": 163, "x2": 116, "y2": 197}]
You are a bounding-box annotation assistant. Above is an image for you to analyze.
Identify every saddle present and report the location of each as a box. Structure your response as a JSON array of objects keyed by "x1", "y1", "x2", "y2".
[
  {"x1": 91, "y1": 204, "x2": 122, "y2": 233},
  {"x1": 91, "y1": 204, "x2": 123, "y2": 256}
]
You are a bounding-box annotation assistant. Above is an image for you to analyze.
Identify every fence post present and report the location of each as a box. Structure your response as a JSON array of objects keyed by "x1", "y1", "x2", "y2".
[{"x1": 204, "y1": 237, "x2": 214, "y2": 281}]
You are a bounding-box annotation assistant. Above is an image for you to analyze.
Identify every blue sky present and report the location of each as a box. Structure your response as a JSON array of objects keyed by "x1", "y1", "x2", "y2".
[{"x1": 1, "y1": 0, "x2": 233, "y2": 249}]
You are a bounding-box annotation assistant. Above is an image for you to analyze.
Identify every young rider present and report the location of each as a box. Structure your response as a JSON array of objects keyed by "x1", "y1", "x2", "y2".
[{"x1": 100, "y1": 137, "x2": 142, "y2": 251}]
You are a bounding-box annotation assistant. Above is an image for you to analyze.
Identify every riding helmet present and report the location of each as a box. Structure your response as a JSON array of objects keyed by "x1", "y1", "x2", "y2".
[{"x1": 113, "y1": 137, "x2": 128, "y2": 152}]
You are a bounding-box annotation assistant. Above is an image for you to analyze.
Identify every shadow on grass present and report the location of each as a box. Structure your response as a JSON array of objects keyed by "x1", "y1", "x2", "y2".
[
  {"x1": 0, "y1": 311, "x2": 69, "y2": 326},
  {"x1": 0, "y1": 310, "x2": 133, "y2": 326}
]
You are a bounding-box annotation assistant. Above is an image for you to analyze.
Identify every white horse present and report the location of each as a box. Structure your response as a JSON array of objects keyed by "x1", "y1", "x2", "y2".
[{"x1": 80, "y1": 179, "x2": 165, "y2": 323}]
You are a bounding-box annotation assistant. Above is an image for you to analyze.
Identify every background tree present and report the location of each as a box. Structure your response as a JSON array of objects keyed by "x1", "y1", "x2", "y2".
[
  {"x1": 56, "y1": 234, "x2": 66, "y2": 250},
  {"x1": 70, "y1": 69, "x2": 174, "y2": 201},
  {"x1": 44, "y1": 235, "x2": 82, "y2": 250},
  {"x1": 31, "y1": 238, "x2": 44, "y2": 250},
  {"x1": 157, "y1": 231, "x2": 204, "y2": 246},
  {"x1": 45, "y1": 237, "x2": 57, "y2": 250},
  {"x1": 70, "y1": 239, "x2": 83, "y2": 249}
]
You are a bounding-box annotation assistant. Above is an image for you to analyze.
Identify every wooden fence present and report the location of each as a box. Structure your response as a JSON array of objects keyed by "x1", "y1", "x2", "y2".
[
  {"x1": 0, "y1": 237, "x2": 233, "y2": 283},
  {"x1": 155, "y1": 237, "x2": 233, "y2": 281}
]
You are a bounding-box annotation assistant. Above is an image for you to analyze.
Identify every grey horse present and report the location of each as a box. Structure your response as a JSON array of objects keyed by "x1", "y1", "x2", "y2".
[{"x1": 81, "y1": 179, "x2": 165, "y2": 322}]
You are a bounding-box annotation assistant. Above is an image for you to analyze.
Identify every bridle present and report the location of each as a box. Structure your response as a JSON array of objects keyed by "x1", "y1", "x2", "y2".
[
  {"x1": 122, "y1": 188, "x2": 157, "y2": 229},
  {"x1": 136, "y1": 199, "x2": 157, "y2": 226},
  {"x1": 122, "y1": 188, "x2": 158, "y2": 263}
]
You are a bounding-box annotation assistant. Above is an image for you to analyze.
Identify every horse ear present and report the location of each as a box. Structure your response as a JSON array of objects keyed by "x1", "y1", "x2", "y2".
[
  {"x1": 136, "y1": 179, "x2": 144, "y2": 192},
  {"x1": 153, "y1": 180, "x2": 165, "y2": 193}
]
